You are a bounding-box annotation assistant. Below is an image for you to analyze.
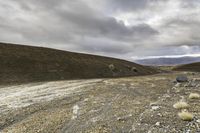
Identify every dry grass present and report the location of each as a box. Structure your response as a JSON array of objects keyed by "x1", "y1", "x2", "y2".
[
  {"x1": 189, "y1": 93, "x2": 200, "y2": 99},
  {"x1": 178, "y1": 111, "x2": 193, "y2": 121},
  {"x1": 173, "y1": 102, "x2": 189, "y2": 109}
]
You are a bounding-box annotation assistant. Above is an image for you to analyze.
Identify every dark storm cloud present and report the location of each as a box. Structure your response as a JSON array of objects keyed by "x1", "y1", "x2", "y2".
[
  {"x1": 109, "y1": 0, "x2": 149, "y2": 11},
  {"x1": 107, "y1": 0, "x2": 171, "y2": 12},
  {"x1": 58, "y1": 10, "x2": 158, "y2": 41},
  {"x1": 181, "y1": 0, "x2": 200, "y2": 8},
  {"x1": 0, "y1": 0, "x2": 158, "y2": 54},
  {"x1": 0, "y1": 0, "x2": 200, "y2": 59}
]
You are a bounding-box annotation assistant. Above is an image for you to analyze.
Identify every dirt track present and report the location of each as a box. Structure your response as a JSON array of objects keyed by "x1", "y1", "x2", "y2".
[{"x1": 0, "y1": 72, "x2": 200, "y2": 133}]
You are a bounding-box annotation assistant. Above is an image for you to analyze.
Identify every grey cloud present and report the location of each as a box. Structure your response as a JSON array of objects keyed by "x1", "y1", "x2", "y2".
[
  {"x1": 181, "y1": 0, "x2": 200, "y2": 8},
  {"x1": 107, "y1": 0, "x2": 170, "y2": 12},
  {"x1": 14, "y1": 0, "x2": 66, "y2": 10},
  {"x1": 159, "y1": 16, "x2": 200, "y2": 47},
  {"x1": 58, "y1": 10, "x2": 158, "y2": 40},
  {"x1": 109, "y1": 0, "x2": 148, "y2": 11},
  {"x1": 0, "y1": 0, "x2": 200, "y2": 59},
  {"x1": 0, "y1": 0, "x2": 158, "y2": 51}
]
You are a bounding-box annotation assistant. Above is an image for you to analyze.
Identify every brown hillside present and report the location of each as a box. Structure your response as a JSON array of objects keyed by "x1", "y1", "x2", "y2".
[
  {"x1": 173, "y1": 62, "x2": 200, "y2": 72},
  {"x1": 0, "y1": 42, "x2": 159, "y2": 84}
]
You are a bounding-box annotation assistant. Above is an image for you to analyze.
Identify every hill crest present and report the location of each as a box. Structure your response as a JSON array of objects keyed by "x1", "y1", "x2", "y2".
[{"x1": 0, "y1": 42, "x2": 158, "y2": 84}]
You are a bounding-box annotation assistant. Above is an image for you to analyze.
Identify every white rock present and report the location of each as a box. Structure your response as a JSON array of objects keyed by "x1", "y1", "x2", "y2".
[
  {"x1": 155, "y1": 122, "x2": 160, "y2": 126},
  {"x1": 175, "y1": 83, "x2": 181, "y2": 87},
  {"x1": 151, "y1": 105, "x2": 160, "y2": 111},
  {"x1": 157, "y1": 113, "x2": 162, "y2": 117},
  {"x1": 72, "y1": 104, "x2": 79, "y2": 119},
  {"x1": 196, "y1": 119, "x2": 200, "y2": 123}
]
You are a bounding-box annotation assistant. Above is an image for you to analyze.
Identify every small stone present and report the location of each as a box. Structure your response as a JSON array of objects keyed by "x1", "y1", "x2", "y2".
[
  {"x1": 175, "y1": 83, "x2": 181, "y2": 87},
  {"x1": 150, "y1": 102, "x2": 158, "y2": 106},
  {"x1": 186, "y1": 129, "x2": 190, "y2": 133},
  {"x1": 157, "y1": 113, "x2": 162, "y2": 117},
  {"x1": 151, "y1": 105, "x2": 160, "y2": 111},
  {"x1": 172, "y1": 87, "x2": 177, "y2": 90},
  {"x1": 117, "y1": 114, "x2": 132, "y2": 121},
  {"x1": 155, "y1": 122, "x2": 160, "y2": 126},
  {"x1": 196, "y1": 119, "x2": 200, "y2": 123}
]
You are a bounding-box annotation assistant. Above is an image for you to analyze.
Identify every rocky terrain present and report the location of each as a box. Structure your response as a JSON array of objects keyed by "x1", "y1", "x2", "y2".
[
  {"x1": 1, "y1": 71, "x2": 200, "y2": 133},
  {"x1": 1, "y1": 43, "x2": 200, "y2": 133}
]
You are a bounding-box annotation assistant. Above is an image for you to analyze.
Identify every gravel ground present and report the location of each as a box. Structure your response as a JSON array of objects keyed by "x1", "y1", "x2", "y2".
[{"x1": 0, "y1": 72, "x2": 200, "y2": 133}]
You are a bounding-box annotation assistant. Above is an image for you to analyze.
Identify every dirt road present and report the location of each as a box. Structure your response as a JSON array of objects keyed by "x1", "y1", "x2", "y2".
[{"x1": 0, "y1": 72, "x2": 200, "y2": 132}]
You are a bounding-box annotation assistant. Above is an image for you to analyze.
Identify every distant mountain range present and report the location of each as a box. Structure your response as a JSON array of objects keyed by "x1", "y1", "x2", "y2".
[{"x1": 135, "y1": 56, "x2": 200, "y2": 66}]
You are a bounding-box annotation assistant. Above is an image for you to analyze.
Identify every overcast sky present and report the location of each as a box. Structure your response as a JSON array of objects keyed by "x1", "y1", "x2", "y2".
[{"x1": 0, "y1": 0, "x2": 200, "y2": 60}]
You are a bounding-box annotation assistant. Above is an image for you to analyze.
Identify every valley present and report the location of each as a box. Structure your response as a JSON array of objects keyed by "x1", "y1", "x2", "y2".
[{"x1": 1, "y1": 71, "x2": 200, "y2": 133}]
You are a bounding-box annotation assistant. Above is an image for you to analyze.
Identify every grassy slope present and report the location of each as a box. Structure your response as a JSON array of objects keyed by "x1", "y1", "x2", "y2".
[
  {"x1": 0, "y1": 43, "x2": 158, "y2": 84},
  {"x1": 173, "y1": 62, "x2": 200, "y2": 72}
]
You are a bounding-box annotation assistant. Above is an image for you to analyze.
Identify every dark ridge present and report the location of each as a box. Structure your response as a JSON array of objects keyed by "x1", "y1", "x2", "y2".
[
  {"x1": 173, "y1": 62, "x2": 200, "y2": 72},
  {"x1": 0, "y1": 42, "x2": 159, "y2": 85}
]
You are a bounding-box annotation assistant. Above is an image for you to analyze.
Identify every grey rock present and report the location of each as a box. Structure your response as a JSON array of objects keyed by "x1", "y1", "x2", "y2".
[
  {"x1": 176, "y1": 75, "x2": 188, "y2": 83},
  {"x1": 117, "y1": 114, "x2": 132, "y2": 121}
]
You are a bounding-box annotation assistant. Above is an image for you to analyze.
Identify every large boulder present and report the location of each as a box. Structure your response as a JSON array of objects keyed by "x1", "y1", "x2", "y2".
[{"x1": 176, "y1": 75, "x2": 188, "y2": 83}]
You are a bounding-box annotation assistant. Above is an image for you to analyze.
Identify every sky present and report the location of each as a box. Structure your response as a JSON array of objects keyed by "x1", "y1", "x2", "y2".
[{"x1": 0, "y1": 0, "x2": 200, "y2": 61}]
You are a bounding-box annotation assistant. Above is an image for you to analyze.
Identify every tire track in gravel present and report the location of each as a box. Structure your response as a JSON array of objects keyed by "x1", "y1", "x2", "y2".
[
  {"x1": 0, "y1": 79, "x2": 103, "y2": 131},
  {"x1": 0, "y1": 79, "x2": 103, "y2": 114}
]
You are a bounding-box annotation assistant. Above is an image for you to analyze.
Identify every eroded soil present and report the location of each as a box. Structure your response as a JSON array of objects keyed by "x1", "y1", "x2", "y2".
[{"x1": 0, "y1": 72, "x2": 200, "y2": 133}]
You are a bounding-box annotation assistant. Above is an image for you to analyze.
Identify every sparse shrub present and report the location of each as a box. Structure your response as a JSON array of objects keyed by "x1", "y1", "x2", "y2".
[
  {"x1": 131, "y1": 67, "x2": 138, "y2": 72},
  {"x1": 173, "y1": 102, "x2": 189, "y2": 109},
  {"x1": 189, "y1": 93, "x2": 200, "y2": 99},
  {"x1": 178, "y1": 111, "x2": 193, "y2": 121},
  {"x1": 108, "y1": 64, "x2": 115, "y2": 71},
  {"x1": 108, "y1": 64, "x2": 119, "y2": 73},
  {"x1": 125, "y1": 65, "x2": 131, "y2": 69}
]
